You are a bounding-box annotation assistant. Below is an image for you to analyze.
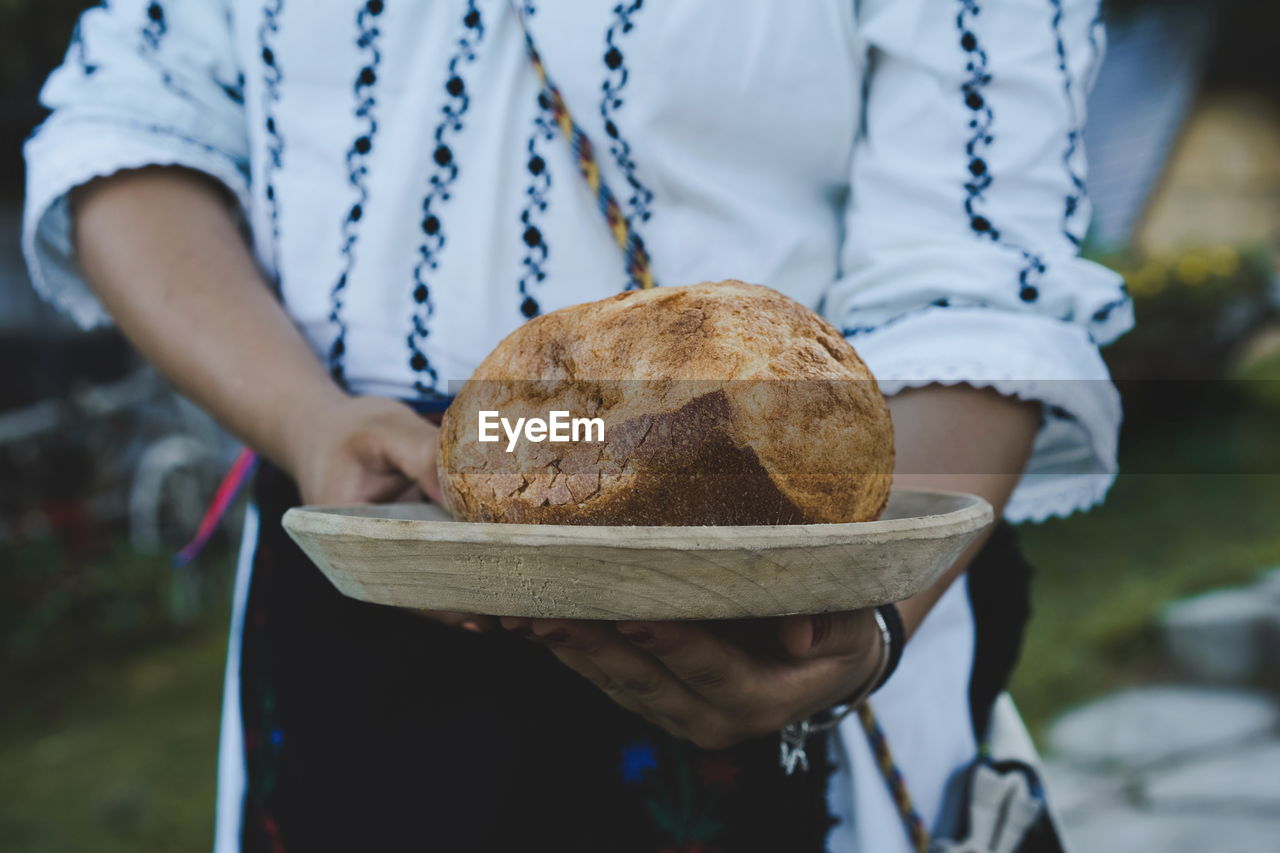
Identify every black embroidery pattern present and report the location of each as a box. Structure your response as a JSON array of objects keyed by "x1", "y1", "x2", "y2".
[
  {"x1": 327, "y1": 0, "x2": 385, "y2": 384},
  {"x1": 260, "y1": 0, "x2": 285, "y2": 257},
  {"x1": 1085, "y1": 9, "x2": 1105, "y2": 91},
  {"x1": 137, "y1": 1, "x2": 193, "y2": 101},
  {"x1": 841, "y1": 298, "x2": 992, "y2": 338},
  {"x1": 70, "y1": 7, "x2": 103, "y2": 77},
  {"x1": 957, "y1": 0, "x2": 1045, "y2": 303},
  {"x1": 407, "y1": 0, "x2": 485, "y2": 397},
  {"x1": 1091, "y1": 288, "x2": 1130, "y2": 327},
  {"x1": 518, "y1": 90, "x2": 555, "y2": 320},
  {"x1": 220, "y1": 72, "x2": 246, "y2": 104},
  {"x1": 1049, "y1": 0, "x2": 1086, "y2": 249},
  {"x1": 600, "y1": 0, "x2": 653, "y2": 224},
  {"x1": 514, "y1": 1, "x2": 552, "y2": 319},
  {"x1": 141, "y1": 1, "x2": 166, "y2": 50},
  {"x1": 958, "y1": 1, "x2": 994, "y2": 240}
]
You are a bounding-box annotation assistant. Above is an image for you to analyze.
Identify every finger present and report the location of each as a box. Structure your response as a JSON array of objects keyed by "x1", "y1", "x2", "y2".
[
  {"x1": 542, "y1": 643, "x2": 708, "y2": 739},
  {"x1": 616, "y1": 622, "x2": 846, "y2": 743},
  {"x1": 529, "y1": 620, "x2": 709, "y2": 724},
  {"x1": 778, "y1": 610, "x2": 878, "y2": 661},
  {"x1": 614, "y1": 621, "x2": 757, "y2": 706},
  {"x1": 418, "y1": 462, "x2": 443, "y2": 505},
  {"x1": 541, "y1": 642, "x2": 666, "y2": 719},
  {"x1": 499, "y1": 615, "x2": 536, "y2": 639},
  {"x1": 392, "y1": 482, "x2": 424, "y2": 502},
  {"x1": 541, "y1": 641, "x2": 700, "y2": 737},
  {"x1": 379, "y1": 415, "x2": 444, "y2": 503},
  {"x1": 503, "y1": 618, "x2": 647, "y2": 713},
  {"x1": 414, "y1": 610, "x2": 497, "y2": 633},
  {"x1": 506, "y1": 617, "x2": 672, "y2": 723}
]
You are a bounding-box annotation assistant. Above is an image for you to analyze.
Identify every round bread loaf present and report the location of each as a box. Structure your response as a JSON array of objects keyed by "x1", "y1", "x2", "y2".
[{"x1": 438, "y1": 280, "x2": 893, "y2": 525}]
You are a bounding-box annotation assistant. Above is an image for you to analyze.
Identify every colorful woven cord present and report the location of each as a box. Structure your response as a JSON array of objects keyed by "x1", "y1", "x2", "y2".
[
  {"x1": 173, "y1": 447, "x2": 258, "y2": 567},
  {"x1": 517, "y1": 20, "x2": 655, "y2": 291},
  {"x1": 857, "y1": 703, "x2": 932, "y2": 852}
]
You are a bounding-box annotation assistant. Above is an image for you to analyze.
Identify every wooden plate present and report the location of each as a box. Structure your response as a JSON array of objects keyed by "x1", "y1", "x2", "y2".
[{"x1": 282, "y1": 488, "x2": 992, "y2": 620}]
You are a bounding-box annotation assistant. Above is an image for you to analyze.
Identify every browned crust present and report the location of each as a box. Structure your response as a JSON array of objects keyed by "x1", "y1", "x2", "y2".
[{"x1": 439, "y1": 280, "x2": 894, "y2": 525}]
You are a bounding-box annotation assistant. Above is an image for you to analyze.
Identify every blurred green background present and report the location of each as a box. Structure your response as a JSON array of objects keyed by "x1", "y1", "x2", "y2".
[{"x1": 2, "y1": 1, "x2": 1279, "y2": 851}]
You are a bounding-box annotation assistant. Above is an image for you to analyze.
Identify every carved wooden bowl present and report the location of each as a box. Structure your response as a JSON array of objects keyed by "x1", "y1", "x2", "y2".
[{"x1": 282, "y1": 488, "x2": 992, "y2": 620}]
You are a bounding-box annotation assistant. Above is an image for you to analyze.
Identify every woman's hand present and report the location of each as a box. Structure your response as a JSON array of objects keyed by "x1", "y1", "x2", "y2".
[
  {"x1": 287, "y1": 395, "x2": 444, "y2": 507},
  {"x1": 499, "y1": 611, "x2": 882, "y2": 749},
  {"x1": 286, "y1": 394, "x2": 496, "y2": 632}
]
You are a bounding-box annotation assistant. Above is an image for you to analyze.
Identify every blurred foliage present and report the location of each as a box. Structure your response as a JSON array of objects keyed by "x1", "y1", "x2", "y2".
[
  {"x1": 0, "y1": 532, "x2": 234, "y2": 676},
  {"x1": 1095, "y1": 244, "x2": 1280, "y2": 430},
  {"x1": 1100, "y1": 244, "x2": 1278, "y2": 380},
  {"x1": 0, "y1": 523, "x2": 234, "y2": 850},
  {"x1": 0, "y1": 622, "x2": 225, "y2": 853}
]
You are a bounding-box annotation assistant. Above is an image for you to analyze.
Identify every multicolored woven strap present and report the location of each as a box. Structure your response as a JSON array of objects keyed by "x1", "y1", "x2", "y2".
[
  {"x1": 857, "y1": 703, "x2": 932, "y2": 852},
  {"x1": 173, "y1": 446, "x2": 258, "y2": 566},
  {"x1": 516, "y1": 10, "x2": 655, "y2": 291}
]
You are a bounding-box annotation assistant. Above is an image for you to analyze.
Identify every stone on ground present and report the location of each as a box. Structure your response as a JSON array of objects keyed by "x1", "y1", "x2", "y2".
[
  {"x1": 1047, "y1": 685, "x2": 1278, "y2": 769},
  {"x1": 1161, "y1": 587, "x2": 1275, "y2": 681},
  {"x1": 1145, "y1": 740, "x2": 1280, "y2": 807},
  {"x1": 1061, "y1": 807, "x2": 1280, "y2": 853}
]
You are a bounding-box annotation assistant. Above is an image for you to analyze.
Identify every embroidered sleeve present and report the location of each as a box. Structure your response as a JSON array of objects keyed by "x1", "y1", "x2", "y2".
[
  {"x1": 825, "y1": 0, "x2": 1132, "y2": 522},
  {"x1": 23, "y1": 0, "x2": 247, "y2": 329}
]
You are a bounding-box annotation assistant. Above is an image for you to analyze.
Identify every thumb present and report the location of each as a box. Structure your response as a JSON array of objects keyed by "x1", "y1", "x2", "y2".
[
  {"x1": 379, "y1": 416, "x2": 445, "y2": 504},
  {"x1": 414, "y1": 610, "x2": 498, "y2": 633},
  {"x1": 779, "y1": 609, "x2": 878, "y2": 661}
]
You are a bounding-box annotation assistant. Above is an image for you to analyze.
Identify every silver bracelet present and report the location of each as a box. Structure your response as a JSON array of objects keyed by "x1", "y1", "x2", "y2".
[{"x1": 779, "y1": 607, "x2": 893, "y2": 775}]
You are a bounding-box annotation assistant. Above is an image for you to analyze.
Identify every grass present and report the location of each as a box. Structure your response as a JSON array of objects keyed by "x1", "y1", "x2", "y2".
[{"x1": 0, "y1": 623, "x2": 227, "y2": 852}]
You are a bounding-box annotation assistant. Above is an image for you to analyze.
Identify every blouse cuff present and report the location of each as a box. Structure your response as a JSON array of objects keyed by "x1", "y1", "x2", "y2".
[
  {"x1": 23, "y1": 116, "x2": 251, "y2": 329},
  {"x1": 848, "y1": 306, "x2": 1122, "y2": 523}
]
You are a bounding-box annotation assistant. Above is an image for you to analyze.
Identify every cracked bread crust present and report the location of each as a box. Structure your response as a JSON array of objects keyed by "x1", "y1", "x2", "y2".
[{"x1": 438, "y1": 280, "x2": 894, "y2": 525}]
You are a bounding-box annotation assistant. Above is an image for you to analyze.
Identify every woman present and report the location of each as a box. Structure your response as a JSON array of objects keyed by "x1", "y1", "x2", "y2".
[{"x1": 24, "y1": 1, "x2": 1129, "y2": 850}]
